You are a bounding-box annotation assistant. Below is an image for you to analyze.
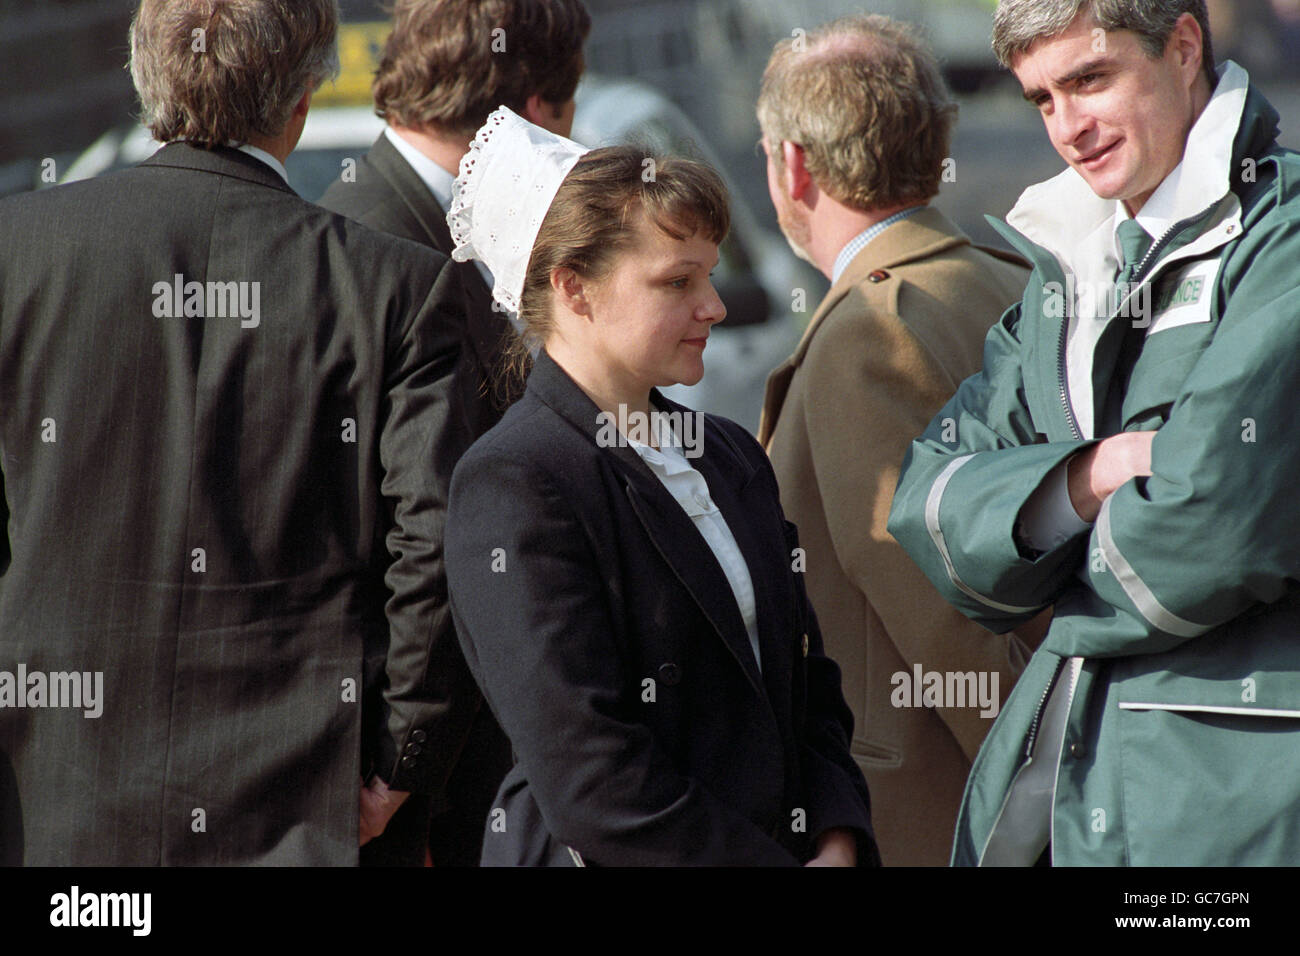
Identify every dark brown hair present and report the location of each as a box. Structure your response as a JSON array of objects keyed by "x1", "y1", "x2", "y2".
[
  {"x1": 129, "y1": 0, "x2": 340, "y2": 146},
  {"x1": 373, "y1": 0, "x2": 590, "y2": 138}
]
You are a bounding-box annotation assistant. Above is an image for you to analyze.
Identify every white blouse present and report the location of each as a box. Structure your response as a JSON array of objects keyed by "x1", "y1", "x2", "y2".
[{"x1": 625, "y1": 435, "x2": 761, "y2": 672}]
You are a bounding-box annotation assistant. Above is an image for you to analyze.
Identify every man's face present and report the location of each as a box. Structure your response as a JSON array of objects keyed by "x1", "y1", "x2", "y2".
[
  {"x1": 1011, "y1": 13, "x2": 1203, "y2": 213},
  {"x1": 762, "y1": 139, "x2": 815, "y2": 266}
]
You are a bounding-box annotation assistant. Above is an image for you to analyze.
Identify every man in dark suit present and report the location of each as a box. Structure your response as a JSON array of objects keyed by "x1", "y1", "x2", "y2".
[
  {"x1": 0, "y1": 0, "x2": 477, "y2": 864},
  {"x1": 318, "y1": 0, "x2": 590, "y2": 866}
]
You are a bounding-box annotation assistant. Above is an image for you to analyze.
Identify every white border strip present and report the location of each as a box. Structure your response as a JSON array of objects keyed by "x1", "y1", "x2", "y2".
[
  {"x1": 1096, "y1": 496, "x2": 1211, "y2": 638},
  {"x1": 1119, "y1": 702, "x2": 1300, "y2": 719},
  {"x1": 925, "y1": 454, "x2": 1040, "y2": 615}
]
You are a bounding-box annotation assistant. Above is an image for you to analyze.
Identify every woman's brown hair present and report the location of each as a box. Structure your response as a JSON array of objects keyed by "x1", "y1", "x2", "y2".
[{"x1": 498, "y1": 146, "x2": 730, "y2": 394}]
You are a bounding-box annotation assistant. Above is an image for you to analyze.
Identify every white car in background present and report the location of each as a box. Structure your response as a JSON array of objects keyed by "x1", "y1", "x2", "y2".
[{"x1": 61, "y1": 74, "x2": 812, "y2": 433}]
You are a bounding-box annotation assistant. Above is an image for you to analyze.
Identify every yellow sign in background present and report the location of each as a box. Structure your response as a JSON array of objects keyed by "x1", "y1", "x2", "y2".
[{"x1": 314, "y1": 22, "x2": 392, "y2": 107}]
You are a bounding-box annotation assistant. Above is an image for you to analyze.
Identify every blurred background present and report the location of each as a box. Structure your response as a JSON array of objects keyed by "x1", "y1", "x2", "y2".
[
  {"x1": 2, "y1": 0, "x2": 1297, "y2": 428},
  {"x1": 4, "y1": 0, "x2": 1297, "y2": 221}
]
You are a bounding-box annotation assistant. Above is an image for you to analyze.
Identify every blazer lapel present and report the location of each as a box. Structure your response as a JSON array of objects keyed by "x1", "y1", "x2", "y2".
[
  {"x1": 690, "y1": 435, "x2": 792, "y2": 720},
  {"x1": 527, "y1": 351, "x2": 768, "y2": 697}
]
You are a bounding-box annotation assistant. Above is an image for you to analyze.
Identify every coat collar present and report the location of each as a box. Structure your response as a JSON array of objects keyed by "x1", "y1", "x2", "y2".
[
  {"x1": 140, "y1": 141, "x2": 296, "y2": 195},
  {"x1": 365, "y1": 131, "x2": 460, "y2": 253},
  {"x1": 757, "y1": 206, "x2": 975, "y2": 445},
  {"x1": 365, "y1": 132, "x2": 514, "y2": 410},
  {"x1": 1000, "y1": 62, "x2": 1273, "y2": 274},
  {"x1": 525, "y1": 349, "x2": 783, "y2": 700},
  {"x1": 788, "y1": 205, "x2": 973, "y2": 368}
]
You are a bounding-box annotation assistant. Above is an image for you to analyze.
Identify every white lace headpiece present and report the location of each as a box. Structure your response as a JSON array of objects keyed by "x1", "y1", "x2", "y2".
[{"x1": 447, "y1": 106, "x2": 590, "y2": 314}]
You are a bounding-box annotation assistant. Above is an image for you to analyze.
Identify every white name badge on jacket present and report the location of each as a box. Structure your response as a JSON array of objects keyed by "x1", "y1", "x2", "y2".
[{"x1": 1146, "y1": 256, "x2": 1223, "y2": 336}]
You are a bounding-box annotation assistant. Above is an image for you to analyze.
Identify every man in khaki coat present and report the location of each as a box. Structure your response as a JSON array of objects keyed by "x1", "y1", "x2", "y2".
[{"x1": 756, "y1": 14, "x2": 1043, "y2": 865}]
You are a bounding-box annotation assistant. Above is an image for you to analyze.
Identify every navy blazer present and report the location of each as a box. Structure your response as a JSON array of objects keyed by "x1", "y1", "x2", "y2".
[{"x1": 445, "y1": 350, "x2": 878, "y2": 865}]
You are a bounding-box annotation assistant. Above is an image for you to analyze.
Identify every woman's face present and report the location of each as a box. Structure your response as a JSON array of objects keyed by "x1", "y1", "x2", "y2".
[{"x1": 575, "y1": 211, "x2": 726, "y2": 395}]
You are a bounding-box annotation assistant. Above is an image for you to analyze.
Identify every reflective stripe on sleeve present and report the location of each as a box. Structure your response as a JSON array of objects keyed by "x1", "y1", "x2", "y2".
[
  {"x1": 924, "y1": 454, "x2": 1042, "y2": 615},
  {"x1": 1096, "y1": 495, "x2": 1212, "y2": 638}
]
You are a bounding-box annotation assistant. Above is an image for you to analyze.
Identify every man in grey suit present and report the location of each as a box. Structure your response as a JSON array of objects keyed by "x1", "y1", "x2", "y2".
[
  {"x1": 318, "y1": 0, "x2": 590, "y2": 866},
  {"x1": 0, "y1": 0, "x2": 477, "y2": 864}
]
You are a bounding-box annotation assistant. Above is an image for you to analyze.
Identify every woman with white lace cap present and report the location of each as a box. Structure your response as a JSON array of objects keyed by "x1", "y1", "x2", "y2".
[{"x1": 442, "y1": 106, "x2": 878, "y2": 866}]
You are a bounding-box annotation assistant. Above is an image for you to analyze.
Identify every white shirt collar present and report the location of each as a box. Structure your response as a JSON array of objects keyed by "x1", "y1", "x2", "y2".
[
  {"x1": 1111, "y1": 60, "x2": 1250, "y2": 255},
  {"x1": 383, "y1": 126, "x2": 509, "y2": 319},
  {"x1": 383, "y1": 126, "x2": 457, "y2": 210},
  {"x1": 1135, "y1": 61, "x2": 1249, "y2": 230},
  {"x1": 233, "y1": 144, "x2": 289, "y2": 185}
]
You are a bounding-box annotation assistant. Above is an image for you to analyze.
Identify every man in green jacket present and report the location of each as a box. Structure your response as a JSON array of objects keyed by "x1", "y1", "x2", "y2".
[{"x1": 888, "y1": 0, "x2": 1300, "y2": 865}]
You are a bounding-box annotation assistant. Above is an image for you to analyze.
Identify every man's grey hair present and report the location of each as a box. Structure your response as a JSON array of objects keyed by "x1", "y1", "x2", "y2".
[
  {"x1": 129, "y1": 0, "x2": 340, "y2": 147},
  {"x1": 993, "y1": 0, "x2": 1215, "y2": 85},
  {"x1": 757, "y1": 14, "x2": 957, "y2": 212}
]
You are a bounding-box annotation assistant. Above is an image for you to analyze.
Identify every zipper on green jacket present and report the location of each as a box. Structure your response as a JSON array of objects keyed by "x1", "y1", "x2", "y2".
[
  {"x1": 1056, "y1": 315, "x2": 1082, "y2": 440},
  {"x1": 976, "y1": 656, "x2": 1067, "y2": 865},
  {"x1": 1056, "y1": 213, "x2": 1197, "y2": 441},
  {"x1": 1023, "y1": 656, "x2": 1066, "y2": 758}
]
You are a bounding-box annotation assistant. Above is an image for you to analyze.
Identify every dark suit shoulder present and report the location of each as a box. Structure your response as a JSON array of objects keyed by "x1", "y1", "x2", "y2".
[
  {"x1": 445, "y1": 399, "x2": 594, "y2": 576},
  {"x1": 315, "y1": 200, "x2": 446, "y2": 272},
  {"x1": 1, "y1": 157, "x2": 456, "y2": 362},
  {"x1": 263, "y1": 187, "x2": 455, "y2": 343},
  {"x1": 318, "y1": 168, "x2": 399, "y2": 220},
  {"x1": 0, "y1": 165, "x2": 172, "y2": 247},
  {"x1": 453, "y1": 392, "x2": 594, "y2": 497},
  {"x1": 317, "y1": 147, "x2": 437, "y2": 251},
  {"x1": 251, "y1": 178, "x2": 452, "y2": 313},
  {"x1": 702, "y1": 409, "x2": 767, "y2": 477}
]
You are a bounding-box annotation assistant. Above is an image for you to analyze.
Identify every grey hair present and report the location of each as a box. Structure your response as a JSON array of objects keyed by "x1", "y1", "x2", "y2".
[
  {"x1": 756, "y1": 14, "x2": 958, "y2": 211},
  {"x1": 129, "y1": 0, "x2": 341, "y2": 146},
  {"x1": 992, "y1": 0, "x2": 1215, "y2": 84}
]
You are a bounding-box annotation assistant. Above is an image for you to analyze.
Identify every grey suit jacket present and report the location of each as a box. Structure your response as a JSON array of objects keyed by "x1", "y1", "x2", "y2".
[{"x1": 0, "y1": 142, "x2": 474, "y2": 864}]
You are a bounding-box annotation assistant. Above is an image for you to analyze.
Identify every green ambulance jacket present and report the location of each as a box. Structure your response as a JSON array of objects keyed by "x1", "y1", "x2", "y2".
[{"x1": 888, "y1": 63, "x2": 1300, "y2": 865}]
